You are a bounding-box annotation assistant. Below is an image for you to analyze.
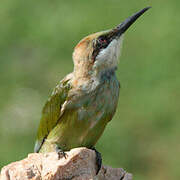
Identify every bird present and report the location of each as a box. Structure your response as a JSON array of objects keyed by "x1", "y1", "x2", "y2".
[{"x1": 34, "y1": 7, "x2": 150, "y2": 172}]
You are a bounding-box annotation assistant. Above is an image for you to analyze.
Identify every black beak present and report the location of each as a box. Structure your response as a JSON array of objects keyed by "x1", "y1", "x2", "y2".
[{"x1": 112, "y1": 7, "x2": 151, "y2": 37}]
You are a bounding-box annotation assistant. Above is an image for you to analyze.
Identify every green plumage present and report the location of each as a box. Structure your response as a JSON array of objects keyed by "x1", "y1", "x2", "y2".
[
  {"x1": 34, "y1": 77, "x2": 71, "y2": 152},
  {"x1": 34, "y1": 72, "x2": 120, "y2": 153}
]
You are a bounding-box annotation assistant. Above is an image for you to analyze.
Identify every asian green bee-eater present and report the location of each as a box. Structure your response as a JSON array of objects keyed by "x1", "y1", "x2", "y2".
[{"x1": 34, "y1": 7, "x2": 150, "y2": 156}]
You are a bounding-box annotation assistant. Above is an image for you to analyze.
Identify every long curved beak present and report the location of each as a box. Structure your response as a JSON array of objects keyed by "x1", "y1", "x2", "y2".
[{"x1": 111, "y1": 7, "x2": 151, "y2": 38}]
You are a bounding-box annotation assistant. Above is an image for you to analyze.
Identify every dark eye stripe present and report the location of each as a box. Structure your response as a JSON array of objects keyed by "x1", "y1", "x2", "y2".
[
  {"x1": 97, "y1": 36, "x2": 109, "y2": 48},
  {"x1": 92, "y1": 36, "x2": 108, "y2": 62},
  {"x1": 98, "y1": 36, "x2": 107, "y2": 43},
  {"x1": 92, "y1": 35, "x2": 113, "y2": 62}
]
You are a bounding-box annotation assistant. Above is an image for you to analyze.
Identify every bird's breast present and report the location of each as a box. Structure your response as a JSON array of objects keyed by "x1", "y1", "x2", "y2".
[{"x1": 77, "y1": 73, "x2": 120, "y2": 127}]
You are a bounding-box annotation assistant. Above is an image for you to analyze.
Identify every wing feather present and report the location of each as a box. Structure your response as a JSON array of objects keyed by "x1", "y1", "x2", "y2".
[{"x1": 34, "y1": 74, "x2": 72, "y2": 152}]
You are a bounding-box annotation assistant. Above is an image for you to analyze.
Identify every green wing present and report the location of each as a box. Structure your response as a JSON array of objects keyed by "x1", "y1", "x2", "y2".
[{"x1": 34, "y1": 76, "x2": 72, "y2": 152}]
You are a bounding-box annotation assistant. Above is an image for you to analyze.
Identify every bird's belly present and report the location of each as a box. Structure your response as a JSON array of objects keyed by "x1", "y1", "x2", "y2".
[{"x1": 48, "y1": 107, "x2": 110, "y2": 150}]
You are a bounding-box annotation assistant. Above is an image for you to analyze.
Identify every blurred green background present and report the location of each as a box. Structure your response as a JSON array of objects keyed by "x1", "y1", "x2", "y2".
[{"x1": 0, "y1": 0, "x2": 180, "y2": 179}]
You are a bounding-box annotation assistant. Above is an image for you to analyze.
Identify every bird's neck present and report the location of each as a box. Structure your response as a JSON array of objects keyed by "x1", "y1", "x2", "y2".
[
  {"x1": 72, "y1": 67, "x2": 92, "y2": 88},
  {"x1": 72, "y1": 67, "x2": 117, "y2": 89},
  {"x1": 98, "y1": 67, "x2": 117, "y2": 81}
]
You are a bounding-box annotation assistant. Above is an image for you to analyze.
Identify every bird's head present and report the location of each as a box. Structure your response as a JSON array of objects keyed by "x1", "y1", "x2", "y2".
[{"x1": 73, "y1": 7, "x2": 151, "y2": 79}]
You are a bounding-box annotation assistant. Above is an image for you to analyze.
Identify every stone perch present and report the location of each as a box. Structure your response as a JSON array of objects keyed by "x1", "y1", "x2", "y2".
[{"x1": 0, "y1": 147, "x2": 132, "y2": 180}]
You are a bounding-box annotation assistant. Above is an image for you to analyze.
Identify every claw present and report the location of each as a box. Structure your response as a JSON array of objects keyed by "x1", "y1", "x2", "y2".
[
  {"x1": 55, "y1": 146, "x2": 68, "y2": 159},
  {"x1": 91, "y1": 147, "x2": 102, "y2": 175}
]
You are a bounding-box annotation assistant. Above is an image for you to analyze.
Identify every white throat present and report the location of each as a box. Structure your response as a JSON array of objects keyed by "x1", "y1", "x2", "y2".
[{"x1": 93, "y1": 35, "x2": 124, "y2": 71}]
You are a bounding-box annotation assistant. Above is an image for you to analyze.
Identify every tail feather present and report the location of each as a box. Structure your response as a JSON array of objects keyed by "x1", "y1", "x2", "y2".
[{"x1": 34, "y1": 140, "x2": 42, "y2": 153}]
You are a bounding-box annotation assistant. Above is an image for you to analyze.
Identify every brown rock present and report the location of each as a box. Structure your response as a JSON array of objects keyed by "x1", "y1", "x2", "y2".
[{"x1": 0, "y1": 147, "x2": 132, "y2": 180}]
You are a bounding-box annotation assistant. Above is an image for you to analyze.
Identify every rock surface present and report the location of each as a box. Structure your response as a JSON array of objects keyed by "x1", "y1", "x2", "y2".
[{"x1": 0, "y1": 147, "x2": 132, "y2": 180}]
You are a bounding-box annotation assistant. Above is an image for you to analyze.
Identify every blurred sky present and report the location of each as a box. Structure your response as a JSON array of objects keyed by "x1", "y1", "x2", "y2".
[{"x1": 0, "y1": 0, "x2": 180, "y2": 180}]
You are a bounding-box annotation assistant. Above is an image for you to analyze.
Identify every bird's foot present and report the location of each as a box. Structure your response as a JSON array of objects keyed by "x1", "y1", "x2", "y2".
[
  {"x1": 91, "y1": 147, "x2": 102, "y2": 175},
  {"x1": 55, "y1": 146, "x2": 68, "y2": 159}
]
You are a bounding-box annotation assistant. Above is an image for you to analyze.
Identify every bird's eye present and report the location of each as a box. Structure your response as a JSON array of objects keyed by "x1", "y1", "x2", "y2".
[
  {"x1": 98, "y1": 37, "x2": 107, "y2": 44},
  {"x1": 97, "y1": 36, "x2": 109, "y2": 49}
]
